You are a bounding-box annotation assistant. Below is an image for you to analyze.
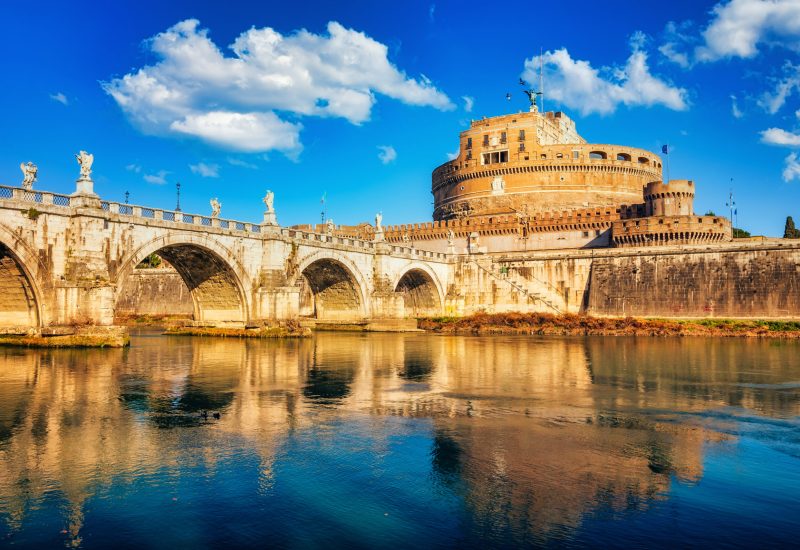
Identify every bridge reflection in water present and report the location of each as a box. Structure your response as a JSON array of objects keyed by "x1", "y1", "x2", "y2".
[{"x1": 0, "y1": 334, "x2": 799, "y2": 547}]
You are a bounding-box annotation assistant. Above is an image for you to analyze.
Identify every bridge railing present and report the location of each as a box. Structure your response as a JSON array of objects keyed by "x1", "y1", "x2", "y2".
[
  {"x1": 0, "y1": 185, "x2": 72, "y2": 207},
  {"x1": 99, "y1": 199, "x2": 264, "y2": 234}
]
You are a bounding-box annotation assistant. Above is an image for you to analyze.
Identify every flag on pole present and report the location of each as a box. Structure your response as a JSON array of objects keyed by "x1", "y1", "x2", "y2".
[{"x1": 661, "y1": 144, "x2": 669, "y2": 154}]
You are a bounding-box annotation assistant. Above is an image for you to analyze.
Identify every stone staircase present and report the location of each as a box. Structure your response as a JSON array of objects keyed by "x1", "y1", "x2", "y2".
[{"x1": 469, "y1": 260, "x2": 564, "y2": 314}]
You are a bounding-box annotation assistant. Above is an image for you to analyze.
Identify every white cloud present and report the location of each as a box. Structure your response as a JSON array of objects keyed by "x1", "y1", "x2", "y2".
[
  {"x1": 227, "y1": 157, "x2": 258, "y2": 169},
  {"x1": 462, "y1": 95, "x2": 474, "y2": 112},
  {"x1": 125, "y1": 163, "x2": 142, "y2": 173},
  {"x1": 758, "y1": 63, "x2": 800, "y2": 114},
  {"x1": 144, "y1": 170, "x2": 169, "y2": 185},
  {"x1": 50, "y1": 92, "x2": 68, "y2": 105},
  {"x1": 761, "y1": 127, "x2": 800, "y2": 146},
  {"x1": 696, "y1": 0, "x2": 800, "y2": 62},
  {"x1": 189, "y1": 162, "x2": 220, "y2": 178},
  {"x1": 103, "y1": 19, "x2": 452, "y2": 155},
  {"x1": 731, "y1": 94, "x2": 743, "y2": 118},
  {"x1": 446, "y1": 148, "x2": 459, "y2": 160},
  {"x1": 783, "y1": 152, "x2": 800, "y2": 181},
  {"x1": 377, "y1": 145, "x2": 397, "y2": 164},
  {"x1": 522, "y1": 43, "x2": 688, "y2": 116},
  {"x1": 429, "y1": 4, "x2": 436, "y2": 22}
]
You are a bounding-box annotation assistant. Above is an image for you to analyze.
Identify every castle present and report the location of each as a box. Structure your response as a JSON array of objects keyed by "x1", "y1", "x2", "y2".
[{"x1": 302, "y1": 107, "x2": 731, "y2": 253}]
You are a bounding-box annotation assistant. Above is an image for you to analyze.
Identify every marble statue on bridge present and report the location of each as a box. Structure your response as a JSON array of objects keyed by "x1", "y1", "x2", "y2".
[
  {"x1": 19, "y1": 162, "x2": 37, "y2": 190},
  {"x1": 263, "y1": 190, "x2": 274, "y2": 213},
  {"x1": 75, "y1": 151, "x2": 93, "y2": 180},
  {"x1": 210, "y1": 198, "x2": 221, "y2": 218}
]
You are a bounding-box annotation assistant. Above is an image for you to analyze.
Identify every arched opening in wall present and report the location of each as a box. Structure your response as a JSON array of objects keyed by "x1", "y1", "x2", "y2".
[
  {"x1": 300, "y1": 259, "x2": 363, "y2": 320},
  {"x1": 116, "y1": 244, "x2": 245, "y2": 325},
  {"x1": 395, "y1": 269, "x2": 441, "y2": 318},
  {"x1": 0, "y1": 242, "x2": 39, "y2": 328},
  {"x1": 589, "y1": 151, "x2": 607, "y2": 160},
  {"x1": 638, "y1": 157, "x2": 650, "y2": 165},
  {"x1": 617, "y1": 153, "x2": 631, "y2": 161}
]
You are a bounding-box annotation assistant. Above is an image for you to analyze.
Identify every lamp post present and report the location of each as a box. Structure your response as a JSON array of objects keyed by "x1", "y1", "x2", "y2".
[
  {"x1": 726, "y1": 184, "x2": 736, "y2": 239},
  {"x1": 175, "y1": 181, "x2": 182, "y2": 212},
  {"x1": 124, "y1": 191, "x2": 129, "y2": 204}
]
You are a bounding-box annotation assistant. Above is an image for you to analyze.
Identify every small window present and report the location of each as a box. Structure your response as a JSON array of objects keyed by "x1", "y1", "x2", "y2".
[
  {"x1": 572, "y1": 150, "x2": 579, "y2": 159},
  {"x1": 466, "y1": 137, "x2": 472, "y2": 149},
  {"x1": 483, "y1": 135, "x2": 489, "y2": 146},
  {"x1": 638, "y1": 156, "x2": 649, "y2": 165},
  {"x1": 500, "y1": 151, "x2": 508, "y2": 162},
  {"x1": 540, "y1": 153, "x2": 546, "y2": 159},
  {"x1": 589, "y1": 151, "x2": 607, "y2": 159},
  {"x1": 519, "y1": 129, "x2": 525, "y2": 140},
  {"x1": 466, "y1": 150, "x2": 472, "y2": 160},
  {"x1": 519, "y1": 142, "x2": 525, "y2": 152},
  {"x1": 556, "y1": 153, "x2": 563, "y2": 159},
  {"x1": 582, "y1": 231, "x2": 589, "y2": 238},
  {"x1": 500, "y1": 131, "x2": 507, "y2": 144},
  {"x1": 617, "y1": 153, "x2": 631, "y2": 161}
]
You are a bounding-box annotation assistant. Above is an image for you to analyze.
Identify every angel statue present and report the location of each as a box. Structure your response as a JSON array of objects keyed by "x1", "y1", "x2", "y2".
[
  {"x1": 375, "y1": 212, "x2": 383, "y2": 232},
  {"x1": 262, "y1": 190, "x2": 274, "y2": 213},
  {"x1": 447, "y1": 228, "x2": 455, "y2": 246},
  {"x1": 75, "y1": 150, "x2": 94, "y2": 180},
  {"x1": 20, "y1": 161, "x2": 38, "y2": 190},
  {"x1": 325, "y1": 218, "x2": 334, "y2": 235},
  {"x1": 210, "y1": 198, "x2": 221, "y2": 218}
]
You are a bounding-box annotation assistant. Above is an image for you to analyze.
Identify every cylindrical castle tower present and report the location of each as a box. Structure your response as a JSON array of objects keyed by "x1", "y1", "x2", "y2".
[
  {"x1": 644, "y1": 180, "x2": 694, "y2": 216},
  {"x1": 431, "y1": 110, "x2": 663, "y2": 220}
]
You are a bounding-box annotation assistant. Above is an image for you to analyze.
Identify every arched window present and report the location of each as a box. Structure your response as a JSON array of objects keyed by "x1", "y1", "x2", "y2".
[
  {"x1": 638, "y1": 157, "x2": 649, "y2": 165},
  {"x1": 589, "y1": 151, "x2": 607, "y2": 160},
  {"x1": 616, "y1": 153, "x2": 631, "y2": 161}
]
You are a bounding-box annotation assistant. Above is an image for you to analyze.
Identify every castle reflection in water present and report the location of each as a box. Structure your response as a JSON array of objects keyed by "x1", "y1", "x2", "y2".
[{"x1": 0, "y1": 334, "x2": 798, "y2": 546}]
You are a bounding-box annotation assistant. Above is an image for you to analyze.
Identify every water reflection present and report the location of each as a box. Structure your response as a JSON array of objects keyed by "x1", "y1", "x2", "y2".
[{"x1": 0, "y1": 332, "x2": 798, "y2": 547}]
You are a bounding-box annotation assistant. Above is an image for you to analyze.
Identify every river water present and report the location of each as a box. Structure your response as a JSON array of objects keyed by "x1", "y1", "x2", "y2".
[{"x1": 0, "y1": 331, "x2": 798, "y2": 548}]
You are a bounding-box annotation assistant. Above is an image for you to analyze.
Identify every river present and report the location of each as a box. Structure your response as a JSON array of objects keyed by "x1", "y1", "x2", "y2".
[{"x1": 0, "y1": 331, "x2": 798, "y2": 548}]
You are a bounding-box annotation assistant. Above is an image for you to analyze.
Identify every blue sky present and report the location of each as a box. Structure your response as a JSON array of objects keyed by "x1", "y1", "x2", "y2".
[{"x1": 2, "y1": 0, "x2": 800, "y2": 235}]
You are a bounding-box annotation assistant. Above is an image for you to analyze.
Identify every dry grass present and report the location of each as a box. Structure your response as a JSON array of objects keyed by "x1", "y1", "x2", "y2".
[{"x1": 418, "y1": 312, "x2": 800, "y2": 338}]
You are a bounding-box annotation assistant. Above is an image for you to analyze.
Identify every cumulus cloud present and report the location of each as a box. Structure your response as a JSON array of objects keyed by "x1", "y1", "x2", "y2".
[
  {"x1": 462, "y1": 95, "x2": 474, "y2": 112},
  {"x1": 102, "y1": 19, "x2": 453, "y2": 156},
  {"x1": 522, "y1": 43, "x2": 688, "y2": 116},
  {"x1": 731, "y1": 94, "x2": 743, "y2": 118},
  {"x1": 696, "y1": 0, "x2": 800, "y2": 62},
  {"x1": 144, "y1": 170, "x2": 169, "y2": 185},
  {"x1": 658, "y1": 21, "x2": 696, "y2": 68},
  {"x1": 125, "y1": 163, "x2": 142, "y2": 173},
  {"x1": 377, "y1": 145, "x2": 397, "y2": 164},
  {"x1": 783, "y1": 152, "x2": 800, "y2": 181},
  {"x1": 50, "y1": 92, "x2": 68, "y2": 105},
  {"x1": 189, "y1": 162, "x2": 220, "y2": 178},
  {"x1": 761, "y1": 127, "x2": 800, "y2": 146}
]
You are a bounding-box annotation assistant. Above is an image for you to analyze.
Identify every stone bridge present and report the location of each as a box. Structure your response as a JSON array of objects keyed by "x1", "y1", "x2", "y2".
[{"x1": 0, "y1": 183, "x2": 452, "y2": 333}]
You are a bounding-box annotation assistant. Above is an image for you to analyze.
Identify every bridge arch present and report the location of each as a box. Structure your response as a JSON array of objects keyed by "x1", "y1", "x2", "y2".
[
  {"x1": 0, "y1": 225, "x2": 46, "y2": 328},
  {"x1": 115, "y1": 235, "x2": 252, "y2": 325},
  {"x1": 292, "y1": 252, "x2": 369, "y2": 320},
  {"x1": 392, "y1": 263, "x2": 445, "y2": 317}
]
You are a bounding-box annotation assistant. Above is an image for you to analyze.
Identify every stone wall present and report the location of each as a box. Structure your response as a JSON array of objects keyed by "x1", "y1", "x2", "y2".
[
  {"x1": 115, "y1": 268, "x2": 193, "y2": 317},
  {"x1": 586, "y1": 246, "x2": 800, "y2": 318}
]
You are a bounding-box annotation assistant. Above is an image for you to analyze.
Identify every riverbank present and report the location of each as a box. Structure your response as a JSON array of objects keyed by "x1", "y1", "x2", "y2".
[
  {"x1": 0, "y1": 326, "x2": 129, "y2": 348},
  {"x1": 418, "y1": 313, "x2": 800, "y2": 337},
  {"x1": 164, "y1": 321, "x2": 311, "y2": 338}
]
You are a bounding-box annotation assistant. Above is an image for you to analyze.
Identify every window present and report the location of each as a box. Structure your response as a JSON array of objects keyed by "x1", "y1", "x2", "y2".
[
  {"x1": 582, "y1": 231, "x2": 589, "y2": 237},
  {"x1": 638, "y1": 156, "x2": 649, "y2": 165},
  {"x1": 572, "y1": 150, "x2": 579, "y2": 159},
  {"x1": 466, "y1": 137, "x2": 472, "y2": 149},
  {"x1": 483, "y1": 135, "x2": 489, "y2": 146},
  {"x1": 589, "y1": 151, "x2": 607, "y2": 159},
  {"x1": 617, "y1": 153, "x2": 631, "y2": 161},
  {"x1": 540, "y1": 153, "x2": 546, "y2": 159},
  {"x1": 519, "y1": 142, "x2": 525, "y2": 152},
  {"x1": 556, "y1": 153, "x2": 563, "y2": 159},
  {"x1": 519, "y1": 129, "x2": 525, "y2": 140},
  {"x1": 481, "y1": 150, "x2": 509, "y2": 165},
  {"x1": 466, "y1": 150, "x2": 472, "y2": 160},
  {"x1": 500, "y1": 131, "x2": 507, "y2": 144}
]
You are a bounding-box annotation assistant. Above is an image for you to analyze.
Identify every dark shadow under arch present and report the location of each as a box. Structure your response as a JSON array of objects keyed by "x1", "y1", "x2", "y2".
[
  {"x1": 395, "y1": 268, "x2": 441, "y2": 317},
  {"x1": 300, "y1": 259, "x2": 363, "y2": 320},
  {"x1": 0, "y1": 242, "x2": 39, "y2": 328}
]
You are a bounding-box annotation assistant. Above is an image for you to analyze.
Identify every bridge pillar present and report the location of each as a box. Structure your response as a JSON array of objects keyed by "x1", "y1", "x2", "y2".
[{"x1": 256, "y1": 286, "x2": 300, "y2": 321}]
